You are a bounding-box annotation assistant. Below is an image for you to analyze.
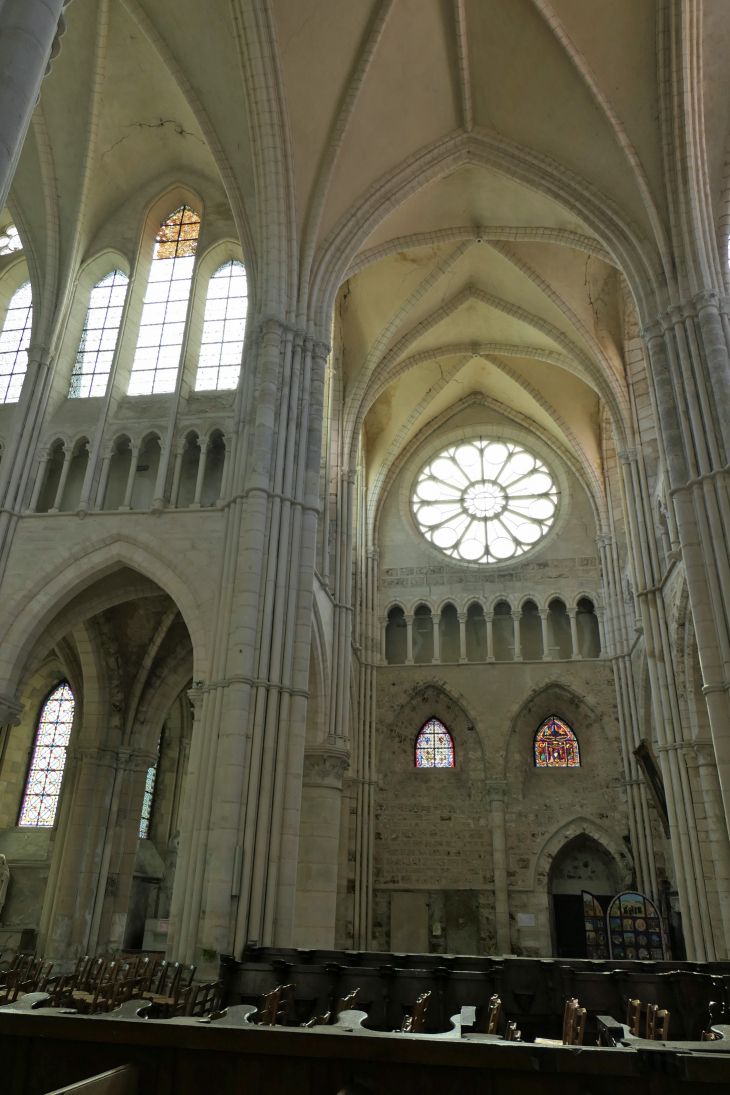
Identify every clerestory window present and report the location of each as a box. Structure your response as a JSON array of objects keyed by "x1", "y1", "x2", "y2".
[
  {"x1": 196, "y1": 260, "x2": 247, "y2": 390},
  {"x1": 0, "y1": 281, "x2": 32, "y2": 404},
  {"x1": 69, "y1": 270, "x2": 129, "y2": 397},
  {"x1": 412, "y1": 440, "x2": 558, "y2": 564},
  {"x1": 128, "y1": 205, "x2": 200, "y2": 395},
  {"x1": 18, "y1": 682, "x2": 74, "y2": 827}
]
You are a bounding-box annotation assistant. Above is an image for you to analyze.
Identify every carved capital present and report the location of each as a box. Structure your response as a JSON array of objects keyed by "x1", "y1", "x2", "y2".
[
  {"x1": 0, "y1": 693, "x2": 24, "y2": 728},
  {"x1": 312, "y1": 339, "x2": 331, "y2": 360},
  {"x1": 486, "y1": 781, "x2": 507, "y2": 803},
  {"x1": 693, "y1": 290, "x2": 719, "y2": 314},
  {"x1": 302, "y1": 746, "x2": 350, "y2": 789},
  {"x1": 640, "y1": 319, "x2": 664, "y2": 341}
]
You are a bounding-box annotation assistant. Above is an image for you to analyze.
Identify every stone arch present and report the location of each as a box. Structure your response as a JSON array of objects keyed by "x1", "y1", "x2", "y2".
[
  {"x1": 533, "y1": 817, "x2": 633, "y2": 894},
  {"x1": 0, "y1": 534, "x2": 207, "y2": 696},
  {"x1": 377, "y1": 677, "x2": 484, "y2": 778}
]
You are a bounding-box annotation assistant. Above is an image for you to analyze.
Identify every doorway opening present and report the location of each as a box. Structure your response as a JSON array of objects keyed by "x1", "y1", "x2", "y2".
[{"x1": 547, "y1": 834, "x2": 621, "y2": 958}]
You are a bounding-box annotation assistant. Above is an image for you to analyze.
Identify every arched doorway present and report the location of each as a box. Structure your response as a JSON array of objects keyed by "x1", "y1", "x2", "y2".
[{"x1": 547, "y1": 833, "x2": 621, "y2": 958}]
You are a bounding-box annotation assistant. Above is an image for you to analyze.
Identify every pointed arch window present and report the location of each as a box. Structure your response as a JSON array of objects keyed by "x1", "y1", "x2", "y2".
[
  {"x1": 139, "y1": 764, "x2": 157, "y2": 839},
  {"x1": 534, "y1": 715, "x2": 580, "y2": 768},
  {"x1": 0, "y1": 281, "x2": 32, "y2": 404},
  {"x1": 18, "y1": 683, "x2": 74, "y2": 827},
  {"x1": 415, "y1": 717, "x2": 454, "y2": 768},
  {"x1": 128, "y1": 205, "x2": 200, "y2": 395},
  {"x1": 69, "y1": 270, "x2": 128, "y2": 397},
  {"x1": 196, "y1": 260, "x2": 247, "y2": 390}
]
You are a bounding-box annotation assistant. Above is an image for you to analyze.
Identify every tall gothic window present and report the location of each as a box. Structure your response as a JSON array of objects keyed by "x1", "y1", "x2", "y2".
[
  {"x1": 196, "y1": 260, "x2": 247, "y2": 390},
  {"x1": 534, "y1": 715, "x2": 580, "y2": 768},
  {"x1": 69, "y1": 270, "x2": 129, "y2": 397},
  {"x1": 128, "y1": 205, "x2": 200, "y2": 395},
  {"x1": 0, "y1": 281, "x2": 32, "y2": 404},
  {"x1": 18, "y1": 683, "x2": 74, "y2": 827},
  {"x1": 138, "y1": 764, "x2": 157, "y2": 839},
  {"x1": 415, "y1": 717, "x2": 455, "y2": 768}
]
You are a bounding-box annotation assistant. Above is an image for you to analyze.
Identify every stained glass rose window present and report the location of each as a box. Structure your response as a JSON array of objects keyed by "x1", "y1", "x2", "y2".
[{"x1": 412, "y1": 440, "x2": 558, "y2": 564}]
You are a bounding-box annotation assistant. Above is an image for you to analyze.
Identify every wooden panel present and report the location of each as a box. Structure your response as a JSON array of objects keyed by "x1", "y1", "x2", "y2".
[{"x1": 44, "y1": 1066, "x2": 137, "y2": 1095}]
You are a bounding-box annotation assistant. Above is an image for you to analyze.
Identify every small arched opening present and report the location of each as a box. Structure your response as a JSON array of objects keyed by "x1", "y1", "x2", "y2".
[
  {"x1": 548, "y1": 833, "x2": 621, "y2": 958},
  {"x1": 385, "y1": 605, "x2": 406, "y2": 664}
]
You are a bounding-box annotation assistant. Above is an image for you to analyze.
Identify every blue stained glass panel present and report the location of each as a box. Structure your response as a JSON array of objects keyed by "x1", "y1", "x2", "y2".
[{"x1": 534, "y1": 715, "x2": 580, "y2": 767}]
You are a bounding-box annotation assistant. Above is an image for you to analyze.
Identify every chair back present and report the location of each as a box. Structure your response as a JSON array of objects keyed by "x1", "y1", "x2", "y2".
[
  {"x1": 647, "y1": 1003, "x2": 670, "y2": 1041},
  {"x1": 486, "y1": 994, "x2": 501, "y2": 1034},
  {"x1": 626, "y1": 998, "x2": 641, "y2": 1036},
  {"x1": 334, "y1": 987, "x2": 360, "y2": 1019},
  {"x1": 504, "y1": 1021, "x2": 521, "y2": 1041}
]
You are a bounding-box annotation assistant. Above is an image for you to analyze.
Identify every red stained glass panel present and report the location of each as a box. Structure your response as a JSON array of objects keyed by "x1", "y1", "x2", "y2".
[{"x1": 534, "y1": 715, "x2": 580, "y2": 768}]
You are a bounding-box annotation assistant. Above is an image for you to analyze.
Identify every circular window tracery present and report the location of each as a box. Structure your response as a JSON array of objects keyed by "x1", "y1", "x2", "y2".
[{"x1": 412, "y1": 439, "x2": 559, "y2": 564}]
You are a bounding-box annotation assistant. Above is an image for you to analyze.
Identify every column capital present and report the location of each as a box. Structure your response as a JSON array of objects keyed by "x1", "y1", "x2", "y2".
[
  {"x1": 640, "y1": 319, "x2": 664, "y2": 341},
  {"x1": 0, "y1": 693, "x2": 24, "y2": 727},
  {"x1": 693, "y1": 289, "x2": 720, "y2": 314},
  {"x1": 312, "y1": 339, "x2": 331, "y2": 360},
  {"x1": 486, "y1": 781, "x2": 507, "y2": 803},
  {"x1": 457, "y1": 611, "x2": 468, "y2": 623},
  {"x1": 302, "y1": 746, "x2": 350, "y2": 789},
  {"x1": 538, "y1": 608, "x2": 549, "y2": 620},
  {"x1": 511, "y1": 609, "x2": 522, "y2": 621},
  {"x1": 404, "y1": 613, "x2": 415, "y2": 624}
]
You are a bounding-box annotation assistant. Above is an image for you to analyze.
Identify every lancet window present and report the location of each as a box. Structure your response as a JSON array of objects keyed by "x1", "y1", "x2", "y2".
[
  {"x1": 69, "y1": 270, "x2": 129, "y2": 397},
  {"x1": 0, "y1": 281, "x2": 32, "y2": 404},
  {"x1": 139, "y1": 764, "x2": 157, "y2": 839},
  {"x1": 18, "y1": 683, "x2": 75, "y2": 827},
  {"x1": 415, "y1": 717, "x2": 455, "y2": 768},
  {"x1": 196, "y1": 260, "x2": 247, "y2": 390},
  {"x1": 128, "y1": 206, "x2": 200, "y2": 395},
  {"x1": 534, "y1": 715, "x2": 580, "y2": 768}
]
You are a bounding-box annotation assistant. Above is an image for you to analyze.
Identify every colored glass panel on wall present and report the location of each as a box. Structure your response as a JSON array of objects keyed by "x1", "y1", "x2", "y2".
[
  {"x1": 582, "y1": 891, "x2": 609, "y2": 958},
  {"x1": 139, "y1": 764, "x2": 157, "y2": 839},
  {"x1": 18, "y1": 683, "x2": 74, "y2": 827},
  {"x1": 534, "y1": 715, "x2": 580, "y2": 767},
  {"x1": 415, "y1": 718, "x2": 454, "y2": 768},
  {"x1": 608, "y1": 890, "x2": 668, "y2": 960}
]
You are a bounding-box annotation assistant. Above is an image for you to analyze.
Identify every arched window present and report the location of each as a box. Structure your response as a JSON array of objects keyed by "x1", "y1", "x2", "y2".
[
  {"x1": 128, "y1": 205, "x2": 200, "y2": 395},
  {"x1": 196, "y1": 260, "x2": 247, "y2": 390},
  {"x1": 415, "y1": 717, "x2": 454, "y2": 768},
  {"x1": 534, "y1": 715, "x2": 580, "y2": 768},
  {"x1": 139, "y1": 764, "x2": 157, "y2": 839},
  {"x1": 0, "y1": 281, "x2": 32, "y2": 404},
  {"x1": 0, "y1": 224, "x2": 22, "y2": 254},
  {"x1": 18, "y1": 682, "x2": 74, "y2": 827},
  {"x1": 69, "y1": 270, "x2": 128, "y2": 397}
]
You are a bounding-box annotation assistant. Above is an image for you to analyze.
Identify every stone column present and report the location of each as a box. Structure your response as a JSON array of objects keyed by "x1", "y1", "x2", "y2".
[
  {"x1": 596, "y1": 609, "x2": 608, "y2": 657},
  {"x1": 94, "y1": 450, "x2": 112, "y2": 509},
  {"x1": 431, "y1": 612, "x2": 441, "y2": 663},
  {"x1": 691, "y1": 740, "x2": 730, "y2": 955},
  {"x1": 539, "y1": 609, "x2": 551, "y2": 660},
  {"x1": 27, "y1": 448, "x2": 49, "y2": 513},
  {"x1": 568, "y1": 608, "x2": 582, "y2": 659},
  {"x1": 0, "y1": 0, "x2": 70, "y2": 213},
  {"x1": 511, "y1": 610, "x2": 522, "y2": 661},
  {"x1": 293, "y1": 746, "x2": 349, "y2": 949},
  {"x1": 189, "y1": 440, "x2": 209, "y2": 509},
  {"x1": 119, "y1": 443, "x2": 140, "y2": 511},
  {"x1": 169, "y1": 444, "x2": 185, "y2": 508},
  {"x1": 404, "y1": 614, "x2": 414, "y2": 664},
  {"x1": 488, "y1": 783, "x2": 511, "y2": 954},
  {"x1": 485, "y1": 611, "x2": 494, "y2": 661},
  {"x1": 379, "y1": 616, "x2": 388, "y2": 664},
  {"x1": 457, "y1": 611, "x2": 468, "y2": 664},
  {"x1": 48, "y1": 444, "x2": 72, "y2": 513}
]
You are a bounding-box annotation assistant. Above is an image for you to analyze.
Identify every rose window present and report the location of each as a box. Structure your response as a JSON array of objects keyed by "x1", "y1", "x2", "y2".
[{"x1": 412, "y1": 440, "x2": 558, "y2": 564}]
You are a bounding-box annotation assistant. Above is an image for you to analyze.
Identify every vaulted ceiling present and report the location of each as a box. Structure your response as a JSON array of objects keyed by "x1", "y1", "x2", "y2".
[{"x1": 5, "y1": 0, "x2": 730, "y2": 524}]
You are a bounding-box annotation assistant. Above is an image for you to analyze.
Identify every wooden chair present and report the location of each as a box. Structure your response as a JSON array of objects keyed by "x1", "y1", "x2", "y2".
[
  {"x1": 486, "y1": 994, "x2": 501, "y2": 1035},
  {"x1": 627, "y1": 998, "x2": 641, "y2": 1036},
  {"x1": 400, "y1": 991, "x2": 431, "y2": 1033},
  {"x1": 504, "y1": 1021, "x2": 521, "y2": 1042},
  {"x1": 301, "y1": 1009, "x2": 331, "y2": 1028},
  {"x1": 257, "y1": 983, "x2": 296, "y2": 1026},
  {"x1": 334, "y1": 988, "x2": 360, "y2": 1019},
  {"x1": 535, "y1": 997, "x2": 586, "y2": 1046},
  {"x1": 646, "y1": 1003, "x2": 670, "y2": 1041},
  {"x1": 178, "y1": 980, "x2": 222, "y2": 1018}
]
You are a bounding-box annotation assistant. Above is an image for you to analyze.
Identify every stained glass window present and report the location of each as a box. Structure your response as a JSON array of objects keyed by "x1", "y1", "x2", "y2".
[
  {"x1": 18, "y1": 682, "x2": 74, "y2": 827},
  {"x1": 0, "y1": 225, "x2": 22, "y2": 254},
  {"x1": 0, "y1": 281, "x2": 32, "y2": 404},
  {"x1": 139, "y1": 764, "x2": 157, "y2": 839},
  {"x1": 415, "y1": 717, "x2": 454, "y2": 768},
  {"x1": 69, "y1": 270, "x2": 128, "y2": 397},
  {"x1": 534, "y1": 715, "x2": 580, "y2": 767},
  {"x1": 196, "y1": 260, "x2": 247, "y2": 390},
  {"x1": 412, "y1": 440, "x2": 558, "y2": 564},
  {"x1": 607, "y1": 891, "x2": 668, "y2": 960},
  {"x1": 128, "y1": 205, "x2": 200, "y2": 395}
]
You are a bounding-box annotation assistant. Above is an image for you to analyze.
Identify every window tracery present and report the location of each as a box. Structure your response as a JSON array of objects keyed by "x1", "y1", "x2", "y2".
[
  {"x1": 412, "y1": 440, "x2": 558, "y2": 564},
  {"x1": 18, "y1": 683, "x2": 74, "y2": 827},
  {"x1": 415, "y1": 717, "x2": 454, "y2": 768},
  {"x1": 0, "y1": 281, "x2": 32, "y2": 404},
  {"x1": 534, "y1": 715, "x2": 580, "y2": 768},
  {"x1": 0, "y1": 225, "x2": 22, "y2": 254},
  {"x1": 196, "y1": 260, "x2": 247, "y2": 390},
  {"x1": 128, "y1": 205, "x2": 200, "y2": 395},
  {"x1": 69, "y1": 270, "x2": 129, "y2": 398}
]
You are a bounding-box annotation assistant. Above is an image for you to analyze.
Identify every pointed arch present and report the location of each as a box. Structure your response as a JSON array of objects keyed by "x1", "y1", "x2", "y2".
[
  {"x1": 534, "y1": 714, "x2": 580, "y2": 768},
  {"x1": 18, "y1": 681, "x2": 75, "y2": 827}
]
